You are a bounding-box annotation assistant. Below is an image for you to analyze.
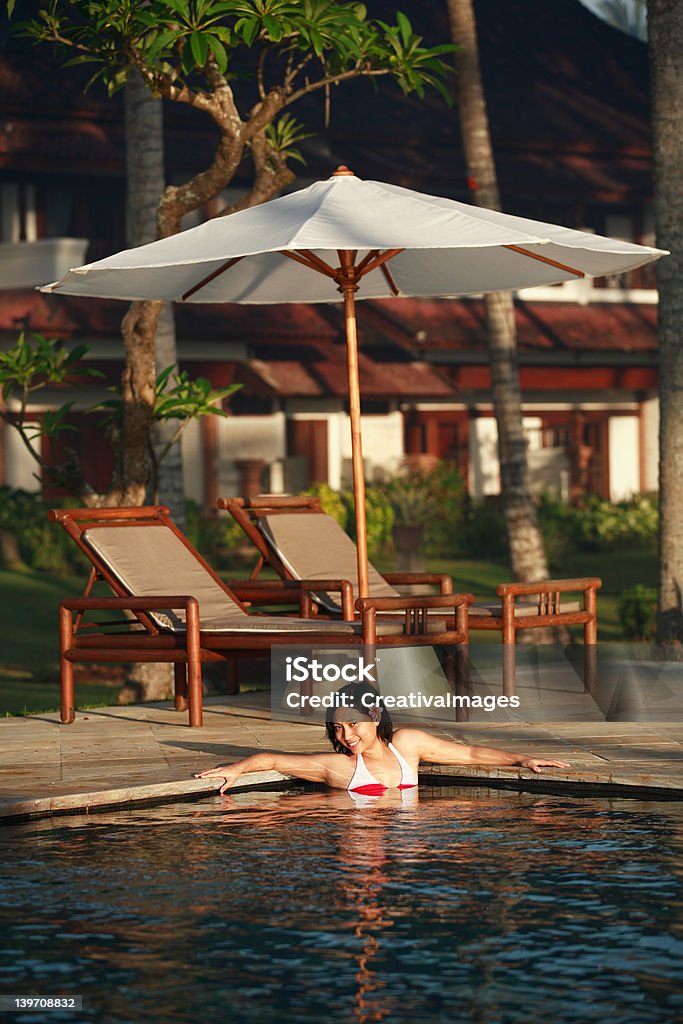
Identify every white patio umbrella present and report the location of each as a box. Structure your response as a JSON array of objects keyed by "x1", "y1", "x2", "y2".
[{"x1": 44, "y1": 166, "x2": 667, "y2": 598}]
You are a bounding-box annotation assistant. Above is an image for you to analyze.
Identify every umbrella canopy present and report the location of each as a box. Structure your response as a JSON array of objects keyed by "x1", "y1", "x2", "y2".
[
  {"x1": 44, "y1": 167, "x2": 667, "y2": 599},
  {"x1": 46, "y1": 167, "x2": 665, "y2": 304}
]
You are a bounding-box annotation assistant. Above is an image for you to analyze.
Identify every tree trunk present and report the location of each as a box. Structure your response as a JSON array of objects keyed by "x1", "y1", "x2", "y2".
[
  {"x1": 151, "y1": 303, "x2": 186, "y2": 527},
  {"x1": 119, "y1": 71, "x2": 174, "y2": 701},
  {"x1": 649, "y1": 0, "x2": 683, "y2": 648},
  {"x1": 124, "y1": 69, "x2": 184, "y2": 526},
  {"x1": 447, "y1": 0, "x2": 549, "y2": 582}
]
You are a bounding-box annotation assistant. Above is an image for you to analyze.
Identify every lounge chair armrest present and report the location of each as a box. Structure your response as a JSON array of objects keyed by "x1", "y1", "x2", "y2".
[
  {"x1": 60, "y1": 595, "x2": 200, "y2": 612},
  {"x1": 355, "y1": 592, "x2": 473, "y2": 643},
  {"x1": 355, "y1": 593, "x2": 473, "y2": 613},
  {"x1": 228, "y1": 577, "x2": 354, "y2": 620},
  {"x1": 495, "y1": 578, "x2": 602, "y2": 598},
  {"x1": 59, "y1": 595, "x2": 202, "y2": 640},
  {"x1": 383, "y1": 572, "x2": 453, "y2": 594}
]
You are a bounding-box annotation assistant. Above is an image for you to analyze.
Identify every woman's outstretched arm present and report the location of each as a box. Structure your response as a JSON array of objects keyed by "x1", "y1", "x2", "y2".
[
  {"x1": 395, "y1": 729, "x2": 570, "y2": 774},
  {"x1": 195, "y1": 751, "x2": 346, "y2": 794}
]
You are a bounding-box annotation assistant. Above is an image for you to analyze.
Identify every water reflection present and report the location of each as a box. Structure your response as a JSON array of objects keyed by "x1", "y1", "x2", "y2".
[{"x1": 3, "y1": 788, "x2": 683, "y2": 1023}]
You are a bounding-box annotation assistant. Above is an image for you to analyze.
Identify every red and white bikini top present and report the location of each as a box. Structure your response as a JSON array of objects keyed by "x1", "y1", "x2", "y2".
[{"x1": 348, "y1": 742, "x2": 418, "y2": 795}]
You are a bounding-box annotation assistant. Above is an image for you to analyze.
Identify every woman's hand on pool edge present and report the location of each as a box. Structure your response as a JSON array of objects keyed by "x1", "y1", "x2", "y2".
[
  {"x1": 194, "y1": 764, "x2": 242, "y2": 793},
  {"x1": 518, "y1": 758, "x2": 571, "y2": 774}
]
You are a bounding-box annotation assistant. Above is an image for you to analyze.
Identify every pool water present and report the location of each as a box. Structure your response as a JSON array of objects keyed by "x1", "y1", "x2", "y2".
[{"x1": 3, "y1": 786, "x2": 683, "y2": 1024}]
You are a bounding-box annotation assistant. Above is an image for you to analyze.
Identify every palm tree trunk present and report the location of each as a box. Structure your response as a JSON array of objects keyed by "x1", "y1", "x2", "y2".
[
  {"x1": 123, "y1": 70, "x2": 185, "y2": 526},
  {"x1": 648, "y1": 0, "x2": 683, "y2": 647},
  {"x1": 447, "y1": 0, "x2": 549, "y2": 581},
  {"x1": 119, "y1": 70, "x2": 176, "y2": 703}
]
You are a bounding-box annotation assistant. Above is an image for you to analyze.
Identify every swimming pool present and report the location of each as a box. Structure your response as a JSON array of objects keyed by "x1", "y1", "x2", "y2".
[{"x1": 3, "y1": 787, "x2": 683, "y2": 1024}]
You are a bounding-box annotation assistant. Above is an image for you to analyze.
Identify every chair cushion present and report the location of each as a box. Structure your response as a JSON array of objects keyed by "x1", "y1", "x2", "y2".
[
  {"x1": 259, "y1": 512, "x2": 398, "y2": 611},
  {"x1": 83, "y1": 524, "x2": 404, "y2": 638},
  {"x1": 84, "y1": 524, "x2": 246, "y2": 631}
]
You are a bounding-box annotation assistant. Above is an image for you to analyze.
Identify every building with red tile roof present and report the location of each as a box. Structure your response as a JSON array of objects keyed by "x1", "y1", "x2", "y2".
[{"x1": 0, "y1": 0, "x2": 660, "y2": 505}]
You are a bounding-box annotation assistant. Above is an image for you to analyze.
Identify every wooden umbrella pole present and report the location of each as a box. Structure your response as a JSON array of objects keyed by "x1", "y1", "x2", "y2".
[{"x1": 339, "y1": 258, "x2": 370, "y2": 601}]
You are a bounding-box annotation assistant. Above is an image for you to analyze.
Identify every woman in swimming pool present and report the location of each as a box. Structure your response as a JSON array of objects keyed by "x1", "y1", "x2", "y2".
[{"x1": 194, "y1": 682, "x2": 570, "y2": 795}]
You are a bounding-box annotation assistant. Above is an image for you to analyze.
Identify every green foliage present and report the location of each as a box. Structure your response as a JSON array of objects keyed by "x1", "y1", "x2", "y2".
[
  {"x1": 303, "y1": 482, "x2": 349, "y2": 529},
  {"x1": 340, "y1": 486, "x2": 394, "y2": 560},
  {"x1": 0, "y1": 332, "x2": 103, "y2": 421},
  {"x1": 265, "y1": 113, "x2": 313, "y2": 167},
  {"x1": 0, "y1": 333, "x2": 106, "y2": 494},
  {"x1": 535, "y1": 490, "x2": 576, "y2": 570},
  {"x1": 383, "y1": 467, "x2": 441, "y2": 526},
  {"x1": 570, "y1": 494, "x2": 658, "y2": 550},
  {"x1": 0, "y1": 333, "x2": 240, "y2": 499},
  {"x1": 537, "y1": 492, "x2": 659, "y2": 568},
  {"x1": 381, "y1": 462, "x2": 468, "y2": 558},
  {"x1": 377, "y1": 11, "x2": 456, "y2": 102},
  {"x1": 185, "y1": 498, "x2": 244, "y2": 567},
  {"x1": 619, "y1": 584, "x2": 657, "y2": 642},
  {"x1": 12, "y1": 0, "x2": 456, "y2": 108},
  {"x1": 94, "y1": 364, "x2": 239, "y2": 428},
  {"x1": 463, "y1": 497, "x2": 508, "y2": 561},
  {"x1": 0, "y1": 488, "x2": 88, "y2": 575},
  {"x1": 154, "y1": 365, "x2": 240, "y2": 421}
]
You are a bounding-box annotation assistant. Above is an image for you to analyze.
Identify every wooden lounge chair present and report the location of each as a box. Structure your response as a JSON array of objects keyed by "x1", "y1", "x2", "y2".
[
  {"x1": 219, "y1": 495, "x2": 601, "y2": 696},
  {"x1": 49, "y1": 505, "x2": 472, "y2": 727}
]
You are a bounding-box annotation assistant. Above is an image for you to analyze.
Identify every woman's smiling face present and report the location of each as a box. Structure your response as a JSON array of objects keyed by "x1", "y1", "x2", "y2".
[{"x1": 332, "y1": 710, "x2": 379, "y2": 755}]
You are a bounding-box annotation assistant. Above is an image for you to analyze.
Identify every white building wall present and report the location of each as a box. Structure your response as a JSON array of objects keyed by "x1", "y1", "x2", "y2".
[
  {"x1": 469, "y1": 417, "x2": 500, "y2": 498},
  {"x1": 608, "y1": 416, "x2": 641, "y2": 501},
  {"x1": 181, "y1": 419, "x2": 203, "y2": 504},
  {"x1": 326, "y1": 413, "x2": 344, "y2": 490},
  {"x1": 640, "y1": 395, "x2": 659, "y2": 492},
  {"x1": 216, "y1": 413, "x2": 286, "y2": 496},
  {"x1": 338, "y1": 411, "x2": 403, "y2": 486},
  {"x1": 4, "y1": 423, "x2": 41, "y2": 492}
]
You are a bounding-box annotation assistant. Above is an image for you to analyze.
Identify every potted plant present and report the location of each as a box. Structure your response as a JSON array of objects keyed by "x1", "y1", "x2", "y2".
[{"x1": 384, "y1": 470, "x2": 440, "y2": 571}]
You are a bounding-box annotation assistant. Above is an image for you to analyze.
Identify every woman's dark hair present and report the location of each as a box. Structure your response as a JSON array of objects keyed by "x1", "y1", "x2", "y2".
[{"x1": 325, "y1": 682, "x2": 393, "y2": 754}]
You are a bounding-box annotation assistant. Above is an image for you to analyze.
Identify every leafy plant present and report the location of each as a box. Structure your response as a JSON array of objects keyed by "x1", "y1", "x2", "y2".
[
  {"x1": 0, "y1": 488, "x2": 88, "y2": 574},
  {"x1": 95, "y1": 365, "x2": 241, "y2": 502},
  {"x1": 7, "y1": 1, "x2": 457, "y2": 505},
  {"x1": 303, "y1": 482, "x2": 349, "y2": 530},
  {"x1": 463, "y1": 497, "x2": 508, "y2": 561},
  {"x1": 0, "y1": 332, "x2": 104, "y2": 495},
  {"x1": 185, "y1": 498, "x2": 244, "y2": 567},
  {"x1": 0, "y1": 333, "x2": 242, "y2": 501},
  {"x1": 342, "y1": 486, "x2": 394, "y2": 560},
  {"x1": 384, "y1": 467, "x2": 441, "y2": 526},
  {"x1": 619, "y1": 584, "x2": 657, "y2": 641}
]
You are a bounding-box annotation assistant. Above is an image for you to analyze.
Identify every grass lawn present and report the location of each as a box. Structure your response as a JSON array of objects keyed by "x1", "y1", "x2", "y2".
[{"x1": 0, "y1": 546, "x2": 656, "y2": 716}]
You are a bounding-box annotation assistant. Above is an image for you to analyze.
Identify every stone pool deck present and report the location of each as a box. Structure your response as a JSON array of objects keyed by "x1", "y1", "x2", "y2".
[{"x1": 1, "y1": 687, "x2": 683, "y2": 823}]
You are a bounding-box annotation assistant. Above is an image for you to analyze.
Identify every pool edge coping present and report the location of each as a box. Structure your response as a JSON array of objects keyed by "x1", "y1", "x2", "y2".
[{"x1": 3, "y1": 764, "x2": 683, "y2": 825}]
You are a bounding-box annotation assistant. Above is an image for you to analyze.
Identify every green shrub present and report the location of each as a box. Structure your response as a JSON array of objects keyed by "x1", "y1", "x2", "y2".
[
  {"x1": 185, "y1": 498, "x2": 243, "y2": 568},
  {"x1": 303, "y1": 482, "x2": 349, "y2": 530},
  {"x1": 571, "y1": 494, "x2": 658, "y2": 550},
  {"x1": 0, "y1": 487, "x2": 87, "y2": 575},
  {"x1": 536, "y1": 490, "x2": 576, "y2": 570},
  {"x1": 619, "y1": 584, "x2": 657, "y2": 641},
  {"x1": 536, "y1": 492, "x2": 658, "y2": 567},
  {"x1": 463, "y1": 497, "x2": 508, "y2": 560},
  {"x1": 423, "y1": 462, "x2": 467, "y2": 557},
  {"x1": 343, "y1": 486, "x2": 394, "y2": 560},
  {"x1": 382, "y1": 463, "x2": 468, "y2": 558}
]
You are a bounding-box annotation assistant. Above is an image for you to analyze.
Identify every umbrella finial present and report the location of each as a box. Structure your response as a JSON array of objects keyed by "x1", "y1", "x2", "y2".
[{"x1": 332, "y1": 165, "x2": 355, "y2": 177}]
